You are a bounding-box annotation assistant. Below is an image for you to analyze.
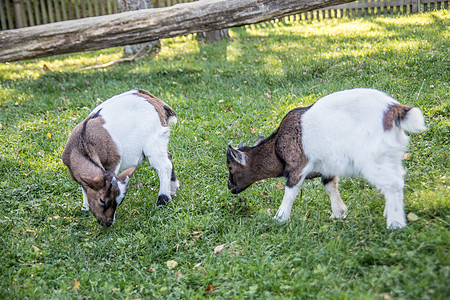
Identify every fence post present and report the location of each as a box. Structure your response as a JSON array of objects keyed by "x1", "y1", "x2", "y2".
[
  {"x1": 412, "y1": 0, "x2": 420, "y2": 13},
  {"x1": 13, "y1": 0, "x2": 24, "y2": 28}
]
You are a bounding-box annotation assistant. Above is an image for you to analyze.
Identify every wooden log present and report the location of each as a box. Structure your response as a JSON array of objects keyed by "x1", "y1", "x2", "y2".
[{"x1": 0, "y1": 0, "x2": 353, "y2": 63}]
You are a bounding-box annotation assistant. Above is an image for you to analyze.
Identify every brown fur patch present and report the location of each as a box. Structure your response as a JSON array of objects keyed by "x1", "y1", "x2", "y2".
[
  {"x1": 274, "y1": 107, "x2": 314, "y2": 187},
  {"x1": 383, "y1": 104, "x2": 412, "y2": 131},
  {"x1": 228, "y1": 106, "x2": 318, "y2": 192},
  {"x1": 134, "y1": 89, "x2": 176, "y2": 127},
  {"x1": 62, "y1": 113, "x2": 120, "y2": 185}
]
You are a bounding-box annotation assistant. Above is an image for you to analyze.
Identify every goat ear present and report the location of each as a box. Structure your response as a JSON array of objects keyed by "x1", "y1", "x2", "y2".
[
  {"x1": 227, "y1": 144, "x2": 247, "y2": 166},
  {"x1": 238, "y1": 141, "x2": 244, "y2": 149},
  {"x1": 254, "y1": 135, "x2": 265, "y2": 146},
  {"x1": 81, "y1": 175, "x2": 104, "y2": 189},
  {"x1": 117, "y1": 166, "x2": 137, "y2": 182},
  {"x1": 111, "y1": 177, "x2": 118, "y2": 189}
]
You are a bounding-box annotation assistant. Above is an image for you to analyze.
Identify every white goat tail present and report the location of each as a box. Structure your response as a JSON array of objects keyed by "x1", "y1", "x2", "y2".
[
  {"x1": 400, "y1": 107, "x2": 427, "y2": 133},
  {"x1": 168, "y1": 115, "x2": 177, "y2": 126}
]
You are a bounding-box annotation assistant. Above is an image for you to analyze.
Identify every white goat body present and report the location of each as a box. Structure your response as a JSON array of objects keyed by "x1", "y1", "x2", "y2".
[
  {"x1": 227, "y1": 88, "x2": 426, "y2": 229},
  {"x1": 62, "y1": 89, "x2": 179, "y2": 226}
]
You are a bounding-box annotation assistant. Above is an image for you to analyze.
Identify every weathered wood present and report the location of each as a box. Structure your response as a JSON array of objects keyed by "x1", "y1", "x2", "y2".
[
  {"x1": 118, "y1": 0, "x2": 161, "y2": 56},
  {"x1": 0, "y1": 0, "x2": 354, "y2": 63}
]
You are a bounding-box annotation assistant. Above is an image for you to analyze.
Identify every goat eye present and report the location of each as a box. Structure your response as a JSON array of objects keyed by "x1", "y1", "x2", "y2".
[{"x1": 99, "y1": 198, "x2": 106, "y2": 206}]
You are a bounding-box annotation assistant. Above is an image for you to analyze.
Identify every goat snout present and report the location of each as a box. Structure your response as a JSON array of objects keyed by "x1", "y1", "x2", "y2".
[
  {"x1": 97, "y1": 218, "x2": 114, "y2": 227},
  {"x1": 228, "y1": 182, "x2": 241, "y2": 194},
  {"x1": 227, "y1": 180, "x2": 236, "y2": 193}
]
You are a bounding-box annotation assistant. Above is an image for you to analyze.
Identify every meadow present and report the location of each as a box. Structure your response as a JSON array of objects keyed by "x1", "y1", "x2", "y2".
[{"x1": 0, "y1": 10, "x2": 449, "y2": 299}]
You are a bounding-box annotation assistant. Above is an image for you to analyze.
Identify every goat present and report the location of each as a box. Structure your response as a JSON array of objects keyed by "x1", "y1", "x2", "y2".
[
  {"x1": 62, "y1": 89, "x2": 179, "y2": 226},
  {"x1": 227, "y1": 88, "x2": 426, "y2": 229}
]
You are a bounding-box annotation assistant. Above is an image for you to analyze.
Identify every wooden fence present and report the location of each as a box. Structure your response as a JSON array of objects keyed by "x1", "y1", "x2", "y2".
[
  {"x1": 0, "y1": 0, "x2": 448, "y2": 31},
  {"x1": 296, "y1": 0, "x2": 449, "y2": 20}
]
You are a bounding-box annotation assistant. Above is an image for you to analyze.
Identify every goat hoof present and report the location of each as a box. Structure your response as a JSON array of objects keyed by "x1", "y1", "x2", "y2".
[
  {"x1": 273, "y1": 213, "x2": 289, "y2": 223},
  {"x1": 157, "y1": 194, "x2": 170, "y2": 206},
  {"x1": 330, "y1": 211, "x2": 348, "y2": 219},
  {"x1": 387, "y1": 220, "x2": 407, "y2": 230}
]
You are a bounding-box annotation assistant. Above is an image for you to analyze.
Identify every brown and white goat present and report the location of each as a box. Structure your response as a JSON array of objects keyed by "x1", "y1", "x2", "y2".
[
  {"x1": 62, "y1": 89, "x2": 179, "y2": 226},
  {"x1": 227, "y1": 88, "x2": 426, "y2": 229}
]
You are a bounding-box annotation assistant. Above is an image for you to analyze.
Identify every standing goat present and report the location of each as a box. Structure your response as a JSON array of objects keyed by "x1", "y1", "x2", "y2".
[
  {"x1": 227, "y1": 88, "x2": 426, "y2": 229},
  {"x1": 62, "y1": 89, "x2": 179, "y2": 227}
]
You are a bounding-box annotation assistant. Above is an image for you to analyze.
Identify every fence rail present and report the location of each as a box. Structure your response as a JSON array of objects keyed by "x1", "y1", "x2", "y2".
[
  {"x1": 0, "y1": 0, "x2": 448, "y2": 31},
  {"x1": 312, "y1": 0, "x2": 448, "y2": 19}
]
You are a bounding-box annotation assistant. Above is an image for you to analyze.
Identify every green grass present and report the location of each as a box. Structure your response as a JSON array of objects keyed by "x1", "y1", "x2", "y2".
[{"x1": 1, "y1": 11, "x2": 449, "y2": 299}]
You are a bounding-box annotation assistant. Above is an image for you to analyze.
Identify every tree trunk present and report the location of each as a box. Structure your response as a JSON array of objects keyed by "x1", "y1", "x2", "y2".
[
  {"x1": 117, "y1": 0, "x2": 160, "y2": 55},
  {"x1": 197, "y1": 28, "x2": 230, "y2": 44},
  {"x1": 0, "y1": 0, "x2": 354, "y2": 63}
]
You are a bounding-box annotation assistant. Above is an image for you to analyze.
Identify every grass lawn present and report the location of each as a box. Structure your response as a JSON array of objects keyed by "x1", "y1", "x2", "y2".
[{"x1": 0, "y1": 10, "x2": 449, "y2": 299}]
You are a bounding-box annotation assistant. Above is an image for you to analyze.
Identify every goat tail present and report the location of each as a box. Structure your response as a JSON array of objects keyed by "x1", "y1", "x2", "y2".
[
  {"x1": 384, "y1": 104, "x2": 426, "y2": 133},
  {"x1": 168, "y1": 115, "x2": 177, "y2": 126},
  {"x1": 400, "y1": 107, "x2": 426, "y2": 133}
]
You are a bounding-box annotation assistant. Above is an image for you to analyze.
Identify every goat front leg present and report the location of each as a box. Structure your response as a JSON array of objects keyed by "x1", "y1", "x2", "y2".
[
  {"x1": 81, "y1": 187, "x2": 89, "y2": 211},
  {"x1": 322, "y1": 176, "x2": 347, "y2": 219},
  {"x1": 274, "y1": 178, "x2": 304, "y2": 223}
]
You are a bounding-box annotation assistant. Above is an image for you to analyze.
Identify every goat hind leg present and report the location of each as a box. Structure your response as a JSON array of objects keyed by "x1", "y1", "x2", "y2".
[
  {"x1": 365, "y1": 164, "x2": 407, "y2": 229},
  {"x1": 145, "y1": 147, "x2": 174, "y2": 206},
  {"x1": 383, "y1": 188, "x2": 406, "y2": 229},
  {"x1": 167, "y1": 152, "x2": 180, "y2": 196}
]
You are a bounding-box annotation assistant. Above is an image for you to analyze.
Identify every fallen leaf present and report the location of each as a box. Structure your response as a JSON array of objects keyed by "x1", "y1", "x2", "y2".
[
  {"x1": 250, "y1": 128, "x2": 256, "y2": 134},
  {"x1": 132, "y1": 182, "x2": 143, "y2": 188},
  {"x1": 407, "y1": 212, "x2": 419, "y2": 222},
  {"x1": 304, "y1": 210, "x2": 311, "y2": 219},
  {"x1": 42, "y1": 64, "x2": 53, "y2": 72},
  {"x1": 32, "y1": 245, "x2": 40, "y2": 252},
  {"x1": 15, "y1": 149, "x2": 22, "y2": 159},
  {"x1": 205, "y1": 284, "x2": 215, "y2": 293},
  {"x1": 174, "y1": 271, "x2": 183, "y2": 280},
  {"x1": 194, "y1": 263, "x2": 207, "y2": 274},
  {"x1": 166, "y1": 260, "x2": 178, "y2": 269},
  {"x1": 147, "y1": 267, "x2": 155, "y2": 273},
  {"x1": 47, "y1": 132, "x2": 52, "y2": 138},
  {"x1": 214, "y1": 244, "x2": 226, "y2": 255},
  {"x1": 403, "y1": 153, "x2": 412, "y2": 160},
  {"x1": 71, "y1": 279, "x2": 81, "y2": 290},
  {"x1": 276, "y1": 181, "x2": 284, "y2": 190}
]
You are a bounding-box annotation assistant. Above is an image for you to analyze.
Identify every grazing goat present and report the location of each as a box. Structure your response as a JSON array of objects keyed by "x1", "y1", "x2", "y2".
[
  {"x1": 227, "y1": 88, "x2": 426, "y2": 229},
  {"x1": 62, "y1": 89, "x2": 179, "y2": 226}
]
